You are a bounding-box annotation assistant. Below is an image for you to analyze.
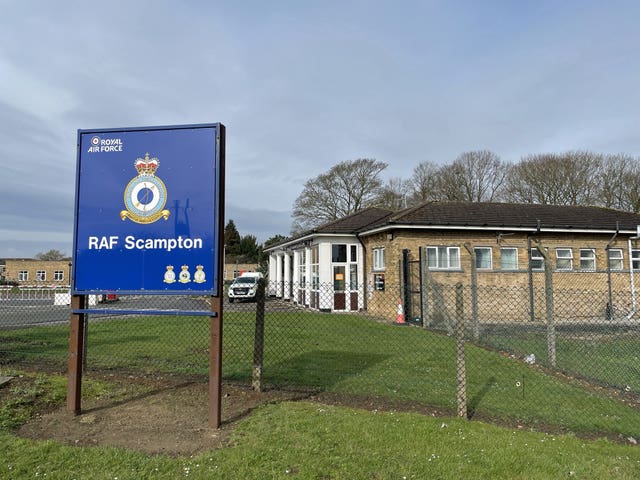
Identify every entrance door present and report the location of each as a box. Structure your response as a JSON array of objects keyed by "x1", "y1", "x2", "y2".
[{"x1": 333, "y1": 265, "x2": 346, "y2": 310}]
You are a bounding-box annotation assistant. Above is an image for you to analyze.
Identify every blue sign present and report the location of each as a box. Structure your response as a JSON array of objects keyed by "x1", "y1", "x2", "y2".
[{"x1": 72, "y1": 123, "x2": 224, "y2": 294}]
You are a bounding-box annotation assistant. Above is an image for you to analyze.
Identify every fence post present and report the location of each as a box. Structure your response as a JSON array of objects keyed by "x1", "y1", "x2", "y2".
[
  {"x1": 252, "y1": 279, "x2": 266, "y2": 392},
  {"x1": 420, "y1": 246, "x2": 429, "y2": 328},
  {"x1": 455, "y1": 282, "x2": 467, "y2": 419},
  {"x1": 532, "y1": 240, "x2": 556, "y2": 367},
  {"x1": 463, "y1": 243, "x2": 479, "y2": 341}
]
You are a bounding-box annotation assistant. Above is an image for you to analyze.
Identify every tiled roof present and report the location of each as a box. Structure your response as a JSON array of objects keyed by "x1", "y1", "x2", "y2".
[
  {"x1": 381, "y1": 202, "x2": 640, "y2": 231},
  {"x1": 266, "y1": 202, "x2": 640, "y2": 251},
  {"x1": 314, "y1": 207, "x2": 395, "y2": 234}
]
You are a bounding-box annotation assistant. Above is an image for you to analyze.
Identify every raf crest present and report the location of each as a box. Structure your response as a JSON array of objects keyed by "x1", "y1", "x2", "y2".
[{"x1": 120, "y1": 153, "x2": 170, "y2": 224}]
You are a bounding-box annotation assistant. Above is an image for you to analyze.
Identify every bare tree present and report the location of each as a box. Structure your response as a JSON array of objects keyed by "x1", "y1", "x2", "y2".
[
  {"x1": 436, "y1": 150, "x2": 507, "y2": 202},
  {"x1": 291, "y1": 158, "x2": 387, "y2": 233},
  {"x1": 504, "y1": 151, "x2": 602, "y2": 205},
  {"x1": 598, "y1": 154, "x2": 640, "y2": 212},
  {"x1": 407, "y1": 161, "x2": 441, "y2": 205},
  {"x1": 375, "y1": 177, "x2": 411, "y2": 210},
  {"x1": 35, "y1": 249, "x2": 67, "y2": 261}
]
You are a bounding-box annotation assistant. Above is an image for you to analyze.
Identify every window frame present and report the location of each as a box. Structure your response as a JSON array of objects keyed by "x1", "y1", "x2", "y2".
[
  {"x1": 579, "y1": 248, "x2": 596, "y2": 271},
  {"x1": 530, "y1": 248, "x2": 544, "y2": 271},
  {"x1": 426, "y1": 246, "x2": 461, "y2": 270},
  {"x1": 18, "y1": 270, "x2": 28, "y2": 282},
  {"x1": 632, "y1": 249, "x2": 640, "y2": 271},
  {"x1": 607, "y1": 248, "x2": 623, "y2": 271},
  {"x1": 474, "y1": 247, "x2": 493, "y2": 270},
  {"x1": 555, "y1": 248, "x2": 573, "y2": 271},
  {"x1": 500, "y1": 247, "x2": 518, "y2": 271},
  {"x1": 36, "y1": 270, "x2": 46, "y2": 281},
  {"x1": 372, "y1": 247, "x2": 385, "y2": 271},
  {"x1": 54, "y1": 270, "x2": 64, "y2": 281}
]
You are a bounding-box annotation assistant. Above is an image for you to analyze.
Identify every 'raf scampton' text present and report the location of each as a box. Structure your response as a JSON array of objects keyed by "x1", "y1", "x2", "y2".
[{"x1": 88, "y1": 235, "x2": 203, "y2": 252}]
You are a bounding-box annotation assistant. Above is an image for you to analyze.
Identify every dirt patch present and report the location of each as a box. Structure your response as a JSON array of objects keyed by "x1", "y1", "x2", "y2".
[{"x1": 18, "y1": 382, "x2": 304, "y2": 456}]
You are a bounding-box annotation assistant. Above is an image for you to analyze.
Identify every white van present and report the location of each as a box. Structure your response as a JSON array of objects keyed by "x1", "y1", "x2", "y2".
[{"x1": 228, "y1": 272, "x2": 264, "y2": 302}]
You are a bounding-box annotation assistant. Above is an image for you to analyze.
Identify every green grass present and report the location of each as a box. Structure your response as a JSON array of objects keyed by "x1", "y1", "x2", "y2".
[
  {"x1": 2, "y1": 311, "x2": 640, "y2": 437},
  {"x1": 1, "y1": 400, "x2": 639, "y2": 479},
  {"x1": 483, "y1": 328, "x2": 640, "y2": 389}
]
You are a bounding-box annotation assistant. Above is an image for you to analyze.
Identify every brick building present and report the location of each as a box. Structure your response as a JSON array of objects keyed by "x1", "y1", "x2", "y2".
[
  {"x1": 0, "y1": 259, "x2": 71, "y2": 286},
  {"x1": 265, "y1": 202, "x2": 640, "y2": 321}
]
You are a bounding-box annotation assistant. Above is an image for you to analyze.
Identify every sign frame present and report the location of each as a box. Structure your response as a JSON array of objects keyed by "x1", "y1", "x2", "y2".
[{"x1": 71, "y1": 123, "x2": 225, "y2": 296}]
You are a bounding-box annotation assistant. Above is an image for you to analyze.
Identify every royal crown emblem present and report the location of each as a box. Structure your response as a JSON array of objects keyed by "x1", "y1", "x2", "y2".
[{"x1": 120, "y1": 153, "x2": 170, "y2": 224}]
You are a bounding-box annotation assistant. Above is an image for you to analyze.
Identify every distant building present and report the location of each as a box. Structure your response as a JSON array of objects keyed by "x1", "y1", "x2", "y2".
[{"x1": 0, "y1": 259, "x2": 71, "y2": 286}]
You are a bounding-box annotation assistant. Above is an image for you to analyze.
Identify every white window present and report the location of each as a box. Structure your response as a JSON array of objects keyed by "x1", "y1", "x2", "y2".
[
  {"x1": 36, "y1": 270, "x2": 46, "y2": 281},
  {"x1": 500, "y1": 247, "x2": 518, "y2": 270},
  {"x1": 632, "y1": 249, "x2": 640, "y2": 271},
  {"x1": 54, "y1": 270, "x2": 64, "y2": 281},
  {"x1": 556, "y1": 248, "x2": 573, "y2": 271},
  {"x1": 608, "y1": 249, "x2": 623, "y2": 271},
  {"x1": 579, "y1": 249, "x2": 596, "y2": 271},
  {"x1": 18, "y1": 270, "x2": 28, "y2": 281},
  {"x1": 530, "y1": 248, "x2": 544, "y2": 271},
  {"x1": 474, "y1": 247, "x2": 492, "y2": 270},
  {"x1": 426, "y1": 246, "x2": 460, "y2": 270},
  {"x1": 373, "y1": 248, "x2": 385, "y2": 271}
]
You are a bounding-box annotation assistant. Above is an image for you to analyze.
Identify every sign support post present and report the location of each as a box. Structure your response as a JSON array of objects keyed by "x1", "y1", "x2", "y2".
[{"x1": 67, "y1": 294, "x2": 86, "y2": 414}]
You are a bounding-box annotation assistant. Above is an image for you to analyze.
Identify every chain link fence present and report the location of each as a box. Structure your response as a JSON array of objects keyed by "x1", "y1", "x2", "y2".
[{"x1": 1, "y1": 272, "x2": 639, "y2": 440}]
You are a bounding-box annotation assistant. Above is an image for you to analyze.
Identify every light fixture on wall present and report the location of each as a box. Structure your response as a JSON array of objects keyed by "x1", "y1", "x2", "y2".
[{"x1": 387, "y1": 233, "x2": 394, "y2": 241}]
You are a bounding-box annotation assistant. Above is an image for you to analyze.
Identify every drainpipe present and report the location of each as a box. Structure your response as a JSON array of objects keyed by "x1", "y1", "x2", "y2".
[
  {"x1": 627, "y1": 229, "x2": 640, "y2": 319},
  {"x1": 355, "y1": 232, "x2": 367, "y2": 311}
]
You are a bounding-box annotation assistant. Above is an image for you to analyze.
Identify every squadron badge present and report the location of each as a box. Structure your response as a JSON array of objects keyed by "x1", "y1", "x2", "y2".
[{"x1": 120, "y1": 153, "x2": 170, "y2": 224}]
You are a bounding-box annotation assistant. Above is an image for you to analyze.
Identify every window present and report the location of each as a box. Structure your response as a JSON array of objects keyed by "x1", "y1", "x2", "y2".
[
  {"x1": 36, "y1": 270, "x2": 46, "y2": 281},
  {"x1": 580, "y1": 249, "x2": 596, "y2": 271},
  {"x1": 311, "y1": 246, "x2": 319, "y2": 290},
  {"x1": 556, "y1": 248, "x2": 573, "y2": 270},
  {"x1": 298, "y1": 250, "x2": 306, "y2": 288},
  {"x1": 632, "y1": 250, "x2": 640, "y2": 271},
  {"x1": 500, "y1": 247, "x2": 518, "y2": 270},
  {"x1": 426, "y1": 246, "x2": 460, "y2": 270},
  {"x1": 530, "y1": 248, "x2": 544, "y2": 271},
  {"x1": 54, "y1": 270, "x2": 64, "y2": 281},
  {"x1": 332, "y1": 244, "x2": 347, "y2": 263},
  {"x1": 608, "y1": 249, "x2": 623, "y2": 271},
  {"x1": 350, "y1": 245, "x2": 357, "y2": 262},
  {"x1": 18, "y1": 270, "x2": 28, "y2": 281},
  {"x1": 373, "y1": 273, "x2": 385, "y2": 291},
  {"x1": 474, "y1": 247, "x2": 492, "y2": 270},
  {"x1": 373, "y1": 248, "x2": 385, "y2": 271}
]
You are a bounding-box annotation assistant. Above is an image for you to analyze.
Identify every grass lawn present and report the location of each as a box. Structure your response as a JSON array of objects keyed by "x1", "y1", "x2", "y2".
[
  {"x1": 1, "y1": 311, "x2": 639, "y2": 438},
  {"x1": 1, "y1": 383, "x2": 640, "y2": 479}
]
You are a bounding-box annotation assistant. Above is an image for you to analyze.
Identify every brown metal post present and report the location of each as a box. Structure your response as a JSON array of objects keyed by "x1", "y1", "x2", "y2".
[
  {"x1": 209, "y1": 123, "x2": 226, "y2": 429},
  {"x1": 252, "y1": 279, "x2": 266, "y2": 391},
  {"x1": 209, "y1": 296, "x2": 223, "y2": 428},
  {"x1": 67, "y1": 294, "x2": 86, "y2": 414}
]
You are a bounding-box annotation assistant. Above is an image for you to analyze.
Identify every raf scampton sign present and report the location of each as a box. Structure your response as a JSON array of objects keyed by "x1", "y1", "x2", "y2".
[{"x1": 72, "y1": 123, "x2": 225, "y2": 295}]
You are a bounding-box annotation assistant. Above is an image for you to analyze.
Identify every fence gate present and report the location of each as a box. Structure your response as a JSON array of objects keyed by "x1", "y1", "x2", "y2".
[{"x1": 402, "y1": 249, "x2": 424, "y2": 326}]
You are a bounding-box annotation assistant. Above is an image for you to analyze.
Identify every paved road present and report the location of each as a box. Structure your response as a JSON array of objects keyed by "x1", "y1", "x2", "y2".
[{"x1": 0, "y1": 295, "x2": 300, "y2": 330}]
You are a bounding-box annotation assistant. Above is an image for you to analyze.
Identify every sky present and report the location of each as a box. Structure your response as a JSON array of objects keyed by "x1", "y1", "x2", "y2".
[{"x1": 2, "y1": 0, "x2": 640, "y2": 258}]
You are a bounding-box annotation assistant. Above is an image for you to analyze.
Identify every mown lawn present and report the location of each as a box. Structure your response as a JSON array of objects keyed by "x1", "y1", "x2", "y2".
[
  {"x1": 1, "y1": 310, "x2": 639, "y2": 437},
  {"x1": 1, "y1": 391, "x2": 640, "y2": 479}
]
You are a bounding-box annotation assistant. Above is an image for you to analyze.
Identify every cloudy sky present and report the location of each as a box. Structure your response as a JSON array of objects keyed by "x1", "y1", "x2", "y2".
[{"x1": 2, "y1": 0, "x2": 640, "y2": 258}]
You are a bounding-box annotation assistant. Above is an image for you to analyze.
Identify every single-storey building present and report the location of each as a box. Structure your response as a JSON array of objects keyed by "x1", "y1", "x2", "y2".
[{"x1": 264, "y1": 202, "x2": 640, "y2": 323}]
